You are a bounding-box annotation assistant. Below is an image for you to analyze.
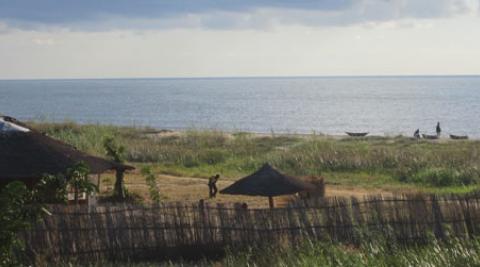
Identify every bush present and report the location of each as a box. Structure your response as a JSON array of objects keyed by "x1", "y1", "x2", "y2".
[
  {"x1": 33, "y1": 174, "x2": 68, "y2": 204},
  {"x1": 198, "y1": 149, "x2": 228, "y2": 165},
  {"x1": 0, "y1": 182, "x2": 46, "y2": 265},
  {"x1": 404, "y1": 168, "x2": 480, "y2": 187},
  {"x1": 180, "y1": 153, "x2": 200, "y2": 168},
  {"x1": 141, "y1": 166, "x2": 160, "y2": 204}
]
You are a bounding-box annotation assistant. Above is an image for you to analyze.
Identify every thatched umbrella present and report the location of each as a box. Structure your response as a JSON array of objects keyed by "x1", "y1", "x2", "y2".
[
  {"x1": 0, "y1": 116, "x2": 134, "y2": 188},
  {"x1": 220, "y1": 163, "x2": 315, "y2": 208}
]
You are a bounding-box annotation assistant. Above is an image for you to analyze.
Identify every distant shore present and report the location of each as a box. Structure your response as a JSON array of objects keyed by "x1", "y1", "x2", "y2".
[
  {"x1": 27, "y1": 119, "x2": 475, "y2": 141},
  {"x1": 140, "y1": 127, "x2": 473, "y2": 141}
]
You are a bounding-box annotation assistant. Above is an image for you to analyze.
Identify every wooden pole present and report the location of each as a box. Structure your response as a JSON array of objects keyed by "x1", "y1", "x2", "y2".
[
  {"x1": 114, "y1": 169, "x2": 126, "y2": 199},
  {"x1": 269, "y1": 196, "x2": 274, "y2": 209}
]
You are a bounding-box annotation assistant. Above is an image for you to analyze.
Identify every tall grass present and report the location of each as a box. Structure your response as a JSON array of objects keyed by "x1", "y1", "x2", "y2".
[
  {"x1": 52, "y1": 238, "x2": 480, "y2": 267},
  {"x1": 30, "y1": 121, "x2": 480, "y2": 187},
  {"x1": 219, "y1": 237, "x2": 480, "y2": 267}
]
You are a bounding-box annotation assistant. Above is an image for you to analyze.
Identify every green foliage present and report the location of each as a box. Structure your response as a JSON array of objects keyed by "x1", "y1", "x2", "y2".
[
  {"x1": 66, "y1": 162, "x2": 98, "y2": 203},
  {"x1": 29, "y1": 121, "x2": 144, "y2": 156},
  {"x1": 399, "y1": 167, "x2": 480, "y2": 187},
  {"x1": 51, "y1": 238, "x2": 480, "y2": 266},
  {"x1": 34, "y1": 174, "x2": 68, "y2": 204},
  {"x1": 0, "y1": 162, "x2": 98, "y2": 265},
  {"x1": 103, "y1": 136, "x2": 127, "y2": 199},
  {"x1": 141, "y1": 166, "x2": 160, "y2": 204},
  {"x1": 0, "y1": 182, "x2": 31, "y2": 266},
  {"x1": 33, "y1": 163, "x2": 97, "y2": 205},
  {"x1": 103, "y1": 136, "x2": 125, "y2": 163},
  {"x1": 218, "y1": 238, "x2": 480, "y2": 267},
  {"x1": 0, "y1": 182, "x2": 44, "y2": 266}
]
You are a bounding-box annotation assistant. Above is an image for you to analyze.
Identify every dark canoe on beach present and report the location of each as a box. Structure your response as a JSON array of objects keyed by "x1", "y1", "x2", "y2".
[
  {"x1": 422, "y1": 134, "x2": 439, "y2": 140},
  {"x1": 450, "y1": 134, "x2": 468, "y2": 140},
  {"x1": 346, "y1": 132, "x2": 369, "y2": 137}
]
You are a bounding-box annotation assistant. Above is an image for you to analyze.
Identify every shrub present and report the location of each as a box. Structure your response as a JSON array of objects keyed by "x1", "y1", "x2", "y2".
[
  {"x1": 198, "y1": 149, "x2": 228, "y2": 165},
  {"x1": 33, "y1": 174, "x2": 68, "y2": 204},
  {"x1": 0, "y1": 182, "x2": 48, "y2": 265},
  {"x1": 0, "y1": 182, "x2": 32, "y2": 265},
  {"x1": 406, "y1": 168, "x2": 480, "y2": 187},
  {"x1": 103, "y1": 137, "x2": 127, "y2": 199},
  {"x1": 65, "y1": 162, "x2": 98, "y2": 203},
  {"x1": 141, "y1": 166, "x2": 160, "y2": 204}
]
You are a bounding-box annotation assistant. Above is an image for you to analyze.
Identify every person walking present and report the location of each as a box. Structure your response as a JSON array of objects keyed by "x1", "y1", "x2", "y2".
[
  {"x1": 436, "y1": 122, "x2": 441, "y2": 137},
  {"x1": 208, "y1": 174, "x2": 220, "y2": 198}
]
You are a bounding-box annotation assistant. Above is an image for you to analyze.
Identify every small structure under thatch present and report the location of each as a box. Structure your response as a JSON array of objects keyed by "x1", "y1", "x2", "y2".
[
  {"x1": 0, "y1": 116, "x2": 134, "y2": 196},
  {"x1": 299, "y1": 176, "x2": 326, "y2": 199},
  {"x1": 220, "y1": 163, "x2": 315, "y2": 208}
]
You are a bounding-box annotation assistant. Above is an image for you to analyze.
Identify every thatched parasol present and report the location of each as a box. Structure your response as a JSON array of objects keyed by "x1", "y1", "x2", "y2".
[
  {"x1": 0, "y1": 116, "x2": 134, "y2": 188},
  {"x1": 220, "y1": 163, "x2": 315, "y2": 208}
]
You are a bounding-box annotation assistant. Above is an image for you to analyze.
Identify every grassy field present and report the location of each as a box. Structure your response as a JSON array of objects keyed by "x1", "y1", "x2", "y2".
[
  {"x1": 218, "y1": 238, "x2": 480, "y2": 267},
  {"x1": 53, "y1": 237, "x2": 480, "y2": 267},
  {"x1": 29, "y1": 121, "x2": 480, "y2": 196}
]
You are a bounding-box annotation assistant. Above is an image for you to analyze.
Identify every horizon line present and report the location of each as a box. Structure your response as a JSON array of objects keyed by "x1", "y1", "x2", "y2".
[{"x1": 1, "y1": 74, "x2": 480, "y2": 82}]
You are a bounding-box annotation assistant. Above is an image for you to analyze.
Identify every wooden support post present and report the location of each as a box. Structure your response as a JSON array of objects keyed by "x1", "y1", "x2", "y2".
[
  {"x1": 269, "y1": 196, "x2": 275, "y2": 209},
  {"x1": 114, "y1": 169, "x2": 126, "y2": 199}
]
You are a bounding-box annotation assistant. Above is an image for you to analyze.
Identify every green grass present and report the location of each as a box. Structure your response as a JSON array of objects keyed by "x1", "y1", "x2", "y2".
[
  {"x1": 218, "y1": 238, "x2": 480, "y2": 267},
  {"x1": 29, "y1": 121, "x2": 480, "y2": 192},
  {"x1": 52, "y1": 238, "x2": 480, "y2": 267}
]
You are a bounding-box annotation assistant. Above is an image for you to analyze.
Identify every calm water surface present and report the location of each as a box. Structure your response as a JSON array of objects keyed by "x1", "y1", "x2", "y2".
[{"x1": 1, "y1": 76, "x2": 480, "y2": 136}]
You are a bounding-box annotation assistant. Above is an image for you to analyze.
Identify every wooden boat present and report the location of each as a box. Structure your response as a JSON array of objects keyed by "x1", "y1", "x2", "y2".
[
  {"x1": 422, "y1": 134, "x2": 439, "y2": 140},
  {"x1": 346, "y1": 132, "x2": 369, "y2": 137},
  {"x1": 450, "y1": 134, "x2": 468, "y2": 140}
]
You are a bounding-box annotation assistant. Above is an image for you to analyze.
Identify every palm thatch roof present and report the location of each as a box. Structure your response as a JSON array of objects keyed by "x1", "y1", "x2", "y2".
[
  {"x1": 0, "y1": 116, "x2": 134, "y2": 182},
  {"x1": 220, "y1": 163, "x2": 315, "y2": 197}
]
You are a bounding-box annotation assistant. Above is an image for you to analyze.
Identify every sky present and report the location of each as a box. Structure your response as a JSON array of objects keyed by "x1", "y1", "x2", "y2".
[{"x1": 0, "y1": 0, "x2": 479, "y2": 79}]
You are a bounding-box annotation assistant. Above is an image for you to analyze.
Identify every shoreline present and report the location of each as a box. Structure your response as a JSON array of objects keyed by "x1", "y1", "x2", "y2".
[
  {"x1": 141, "y1": 127, "x2": 473, "y2": 142},
  {"x1": 27, "y1": 119, "x2": 476, "y2": 141}
]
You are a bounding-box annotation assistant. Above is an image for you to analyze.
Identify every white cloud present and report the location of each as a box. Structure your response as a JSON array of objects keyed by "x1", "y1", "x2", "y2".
[
  {"x1": 32, "y1": 37, "x2": 56, "y2": 46},
  {"x1": 0, "y1": 21, "x2": 11, "y2": 34},
  {"x1": 0, "y1": 1, "x2": 479, "y2": 79},
  {"x1": 1, "y1": 15, "x2": 480, "y2": 80}
]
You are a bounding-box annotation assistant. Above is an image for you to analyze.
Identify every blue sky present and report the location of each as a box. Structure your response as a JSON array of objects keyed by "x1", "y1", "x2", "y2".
[{"x1": 0, "y1": 0, "x2": 479, "y2": 79}]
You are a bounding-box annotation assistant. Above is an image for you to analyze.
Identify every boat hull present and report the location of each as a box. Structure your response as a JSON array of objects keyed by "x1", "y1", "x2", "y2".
[
  {"x1": 346, "y1": 132, "x2": 369, "y2": 137},
  {"x1": 450, "y1": 134, "x2": 468, "y2": 140},
  {"x1": 422, "y1": 134, "x2": 439, "y2": 140}
]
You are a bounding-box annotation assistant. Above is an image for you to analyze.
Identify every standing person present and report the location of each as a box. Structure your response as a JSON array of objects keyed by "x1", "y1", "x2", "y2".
[
  {"x1": 436, "y1": 122, "x2": 441, "y2": 137},
  {"x1": 208, "y1": 174, "x2": 220, "y2": 198},
  {"x1": 413, "y1": 129, "x2": 420, "y2": 139}
]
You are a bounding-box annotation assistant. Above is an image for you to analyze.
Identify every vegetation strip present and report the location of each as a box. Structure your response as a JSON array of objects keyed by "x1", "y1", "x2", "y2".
[{"x1": 29, "y1": 121, "x2": 480, "y2": 192}]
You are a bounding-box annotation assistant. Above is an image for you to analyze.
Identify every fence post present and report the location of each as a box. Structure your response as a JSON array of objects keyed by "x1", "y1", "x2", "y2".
[{"x1": 432, "y1": 195, "x2": 445, "y2": 240}]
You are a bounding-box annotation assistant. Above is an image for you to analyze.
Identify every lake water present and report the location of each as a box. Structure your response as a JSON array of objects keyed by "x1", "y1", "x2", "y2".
[{"x1": 1, "y1": 76, "x2": 480, "y2": 137}]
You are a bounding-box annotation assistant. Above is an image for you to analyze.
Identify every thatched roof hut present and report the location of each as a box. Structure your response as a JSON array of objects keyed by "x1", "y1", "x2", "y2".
[
  {"x1": 220, "y1": 163, "x2": 315, "y2": 208},
  {"x1": 0, "y1": 116, "x2": 134, "y2": 188}
]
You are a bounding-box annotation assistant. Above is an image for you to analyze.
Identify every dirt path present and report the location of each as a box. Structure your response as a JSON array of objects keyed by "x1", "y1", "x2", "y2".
[{"x1": 112, "y1": 173, "x2": 392, "y2": 208}]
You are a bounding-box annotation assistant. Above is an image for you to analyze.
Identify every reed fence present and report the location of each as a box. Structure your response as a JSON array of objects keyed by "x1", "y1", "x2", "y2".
[{"x1": 21, "y1": 193, "x2": 480, "y2": 261}]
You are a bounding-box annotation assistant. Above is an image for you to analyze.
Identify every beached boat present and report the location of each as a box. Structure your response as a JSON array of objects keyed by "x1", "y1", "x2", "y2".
[
  {"x1": 422, "y1": 134, "x2": 439, "y2": 140},
  {"x1": 450, "y1": 134, "x2": 468, "y2": 140},
  {"x1": 346, "y1": 132, "x2": 369, "y2": 137}
]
